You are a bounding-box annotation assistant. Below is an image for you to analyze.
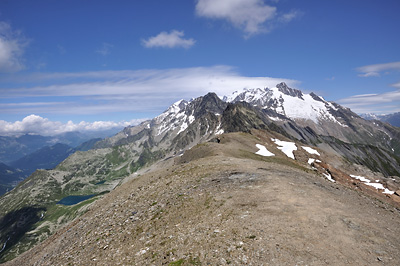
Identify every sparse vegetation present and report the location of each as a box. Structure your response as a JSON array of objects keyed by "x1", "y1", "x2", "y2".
[{"x1": 2, "y1": 91, "x2": 400, "y2": 265}]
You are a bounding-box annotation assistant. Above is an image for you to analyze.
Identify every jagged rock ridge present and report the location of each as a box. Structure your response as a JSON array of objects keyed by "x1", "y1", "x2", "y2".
[{"x1": 0, "y1": 83, "x2": 400, "y2": 263}]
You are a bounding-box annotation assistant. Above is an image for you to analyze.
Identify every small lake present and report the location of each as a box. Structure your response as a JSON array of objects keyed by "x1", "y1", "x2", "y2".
[{"x1": 57, "y1": 195, "x2": 95, "y2": 206}]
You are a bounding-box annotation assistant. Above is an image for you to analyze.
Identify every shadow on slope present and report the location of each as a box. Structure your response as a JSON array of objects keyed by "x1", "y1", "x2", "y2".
[{"x1": 0, "y1": 206, "x2": 46, "y2": 263}]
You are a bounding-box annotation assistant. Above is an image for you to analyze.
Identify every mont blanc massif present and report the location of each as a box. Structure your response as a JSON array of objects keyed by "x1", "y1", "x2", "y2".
[{"x1": 1, "y1": 83, "x2": 400, "y2": 265}]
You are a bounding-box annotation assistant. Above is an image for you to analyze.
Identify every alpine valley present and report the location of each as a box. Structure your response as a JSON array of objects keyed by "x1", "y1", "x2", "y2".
[{"x1": 1, "y1": 83, "x2": 400, "y2": 265}]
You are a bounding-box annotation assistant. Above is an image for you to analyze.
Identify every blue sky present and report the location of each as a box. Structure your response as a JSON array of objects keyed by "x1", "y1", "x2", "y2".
[{"x1": 0, "y1": 0, "x2": 399, "y2": 135}]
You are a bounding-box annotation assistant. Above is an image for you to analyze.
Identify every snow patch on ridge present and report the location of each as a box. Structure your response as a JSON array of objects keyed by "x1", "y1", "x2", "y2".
[
  {"x1": 323, "y1": 172, "x2": 335, "y2": 183},
  {"x1": 154, "y1": 99, "x2": 199, "y2": 136},
  {"x1": 188, "y1": 115, "x2": 195, "y2": 124},
  {"x1": 350, "y1": 175, "x2": 394, "y2": 194},
  {"x1": 177, "y1": 122, "x2": 188, "y2": 135},
  {"x1": 271, "y1": 138, "x2": 297, "y2": 159},
  {"x1": 255, "y1": 144, "x2": 275, "y2": 157},
  {"x1": 302, "y1": 146, "x2": 320, "y2": 156},
  {"x1": 215, "y1": 123, "x2": 224, "y2": 135},
  {"x1": 267, "y1": 116, "x2": 281, "y2": 121}
]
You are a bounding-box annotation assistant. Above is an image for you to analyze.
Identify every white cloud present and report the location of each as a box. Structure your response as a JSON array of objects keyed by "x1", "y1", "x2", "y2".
[
  {"x1": 1, "y1": 66, "x2": 298, "y2": 98},
  {"x1": 0, "y1": 66, "x2": 299, "y2": 117},
  {"x1": 96, "y1": 42, "x2": 113, "y2": 55},
  {"x1": 0, "y1": 21, "x2": 28, "y2": 72},
  {"x1": 142, "y1": 30, "x2": 196, "y2": 49},
  {"x1": 337, "y1": 89, "x2": 400, "y2": 114},
  {"x1": 278, "y1": 10, "x2": 302, "y2": 23},
  {"x1": 391, "y1": 81, "x2": 400, "y2": 88},
  {"x1": 195, "y1": 0, "x2": 300, "y2": 37},
  {"x1": 0, "y1": 114, "x2": 146, "y2": 136},
  {"x1": 357, "y1": 61, "x2": 400, "y2": 77}
]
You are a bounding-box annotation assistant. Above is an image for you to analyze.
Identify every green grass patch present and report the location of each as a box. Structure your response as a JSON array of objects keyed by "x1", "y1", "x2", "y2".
[{"x1": 169, "y1": 259, "x2": 185, "y2": 265}]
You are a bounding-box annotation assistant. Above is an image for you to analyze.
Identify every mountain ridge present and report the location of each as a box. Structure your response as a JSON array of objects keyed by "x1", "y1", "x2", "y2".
[
  {"x1": 4, "y1": 131, "x2": 400, "y2": 265},
  {"x1": 361, "y1": 112, "x2": 400, "y2": 127},
  {"x1": 1, "y1": 83, "x2": 399, "y2": 263}
]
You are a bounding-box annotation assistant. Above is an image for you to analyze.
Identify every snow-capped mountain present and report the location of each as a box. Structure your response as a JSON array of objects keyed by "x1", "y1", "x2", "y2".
[
  {"x1": 360, "y1": 112, "x2": 400, "y2": 127},
  {"x1": 221, "y1": 82, "x2": 400, "y2": 150},
  {"x1": 2, "y1": 83, "x2": 400, "y2": 262},
  {"x1": 91, "y1": 82, "x2": 400, "y2": 179},
  {"x1": 95, "y1": 82, "x2": 399, "y2": 161},
  {"x1": 223, "y1": 82, "x2": 347, "y2": 126},
  {"x1": 95, "y1": 92, "x2": 227, "y2": 153}
]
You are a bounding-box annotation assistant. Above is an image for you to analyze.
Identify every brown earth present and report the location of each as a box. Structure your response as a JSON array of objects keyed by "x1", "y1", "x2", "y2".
[{"x1": 5, "y1": 132, "x2": 400, "y2": 265}]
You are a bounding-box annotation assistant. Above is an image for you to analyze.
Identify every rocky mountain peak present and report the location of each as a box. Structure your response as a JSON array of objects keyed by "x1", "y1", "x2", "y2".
[
  {"x1": 309, "y1": 92, "x2": 324, "y2": 102},
  {"x1": 190, "y1": 92, "x2": 228, "y2": 117},
  {"x1": 276, "y1": 82, "x2": 304, "y2": 99},
  {"x1": 1, "y1": 86, "x2": 400, "y2": 264}
]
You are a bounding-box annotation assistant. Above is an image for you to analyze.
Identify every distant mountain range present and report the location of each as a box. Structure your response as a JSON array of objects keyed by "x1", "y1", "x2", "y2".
[
  {"x1": 0, "y1": 129, "x2": 121, "y2": 165},
  {"x1": 0, "y1": 163, "x2": 23, "y2": 196},
  {"x1": 0, "y1": 133, "x2": 113, "y2": 196},
  {"x1": 360, "y1": 112, "x2": 400, "y2": 127},
  {"x1": 1, "y1": 82, "x2": 399, "y2": 263},
  {"x1": 8, "y1": 143, "x2": 75, "y2": 179}
]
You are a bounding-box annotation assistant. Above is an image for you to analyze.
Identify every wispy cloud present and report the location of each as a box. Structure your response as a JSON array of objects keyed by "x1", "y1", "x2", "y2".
[
  {"x1": 391, "y1": 81, "x2": 400, "y2": 88},
  {"x1": 0, "y1": 114, "x2": 146, "y2": 136},
  {"x1": 0, "y1": 66, "x2": 299, "y2": 116},
  {"x1": 142, "y1": 30, "x2": 196, "y2": 49},
  {"x1": 337, "y1": 89, "x2": 400, "y2": 114},
  {"x1": 278, "y1": 10, "x2": 302, "y2": 24},
  {"x1": 357, "y1": 61, "x2": 400, "y2": 77},
  {"x1": 195, "y1": 0, "x2": 301, "y2": 37},
  {"x1": 353, "y1": 62, "x2": 400, "y2": 113},
  {"x1": 96, "y1": 42, "x2": 113, "y2": 55},
  {"x1": 0, "y1": 21, "x2": 29, "y2": 72}
]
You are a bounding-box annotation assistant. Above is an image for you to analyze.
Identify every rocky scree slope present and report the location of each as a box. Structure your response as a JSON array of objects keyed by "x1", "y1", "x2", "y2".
[
  {"x1": 5, "y1": 131, "x2": 400, "y2": 266},
  {"x1": 1, "y1": 83, "x2": 400, "y2": 263},
  {"x1": 0, "y1": 93, "x2": 229, "y2": 262}
]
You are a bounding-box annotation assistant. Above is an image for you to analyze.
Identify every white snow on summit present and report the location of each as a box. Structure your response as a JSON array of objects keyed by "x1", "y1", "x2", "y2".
[
  {"x1": 223, "y1": 83, "x2": 348, "y2": 126},
  {"x1": 155, "y1": 99, "x2": 197, "y2": 136},
  {"x1": 268, "y1": 86, "x2": 345, "y2": 125}
]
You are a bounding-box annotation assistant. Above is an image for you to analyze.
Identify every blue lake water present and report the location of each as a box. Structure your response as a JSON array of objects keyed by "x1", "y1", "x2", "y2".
[{"x1": 57, "y1": 195, "x2": 95, "y2": 206}]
